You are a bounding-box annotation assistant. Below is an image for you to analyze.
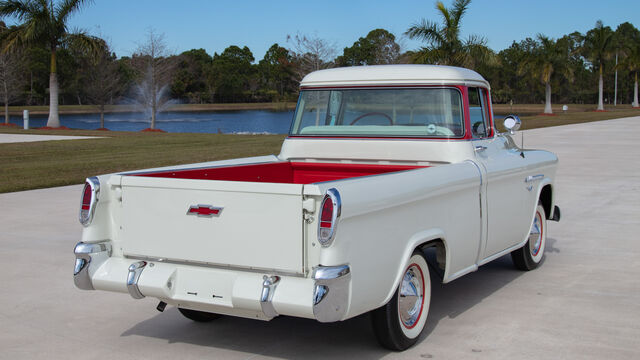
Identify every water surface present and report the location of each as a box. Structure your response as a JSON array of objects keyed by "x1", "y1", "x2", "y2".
[{"x1": 9, "y1": 110, "x2": 295, "y2": 134}]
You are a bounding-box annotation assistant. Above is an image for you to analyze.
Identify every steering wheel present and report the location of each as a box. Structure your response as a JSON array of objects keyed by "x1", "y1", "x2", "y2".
[{"x1": 350, "y1": 112, "x2": 393, "y2": 125}]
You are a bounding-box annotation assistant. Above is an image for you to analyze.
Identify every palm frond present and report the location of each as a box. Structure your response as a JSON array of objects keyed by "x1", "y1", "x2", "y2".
[
  {"x1": 56, "y1": 0, "x2": 92, "y2": 24},
  {"x1": 435, "y1": 1, "x2": 451, "y2": 29},
  {"x1": 462, "y1": 35, "x2": 493, "y2": 68},
  {"x1": 451, "y1": 0, "x2": 471, "y2": 28},
  {"x1": 405, "y1": 19, "x2": 444, "y2": 47},
  {"x1": 0, "y1": 0, "x2": 37, "y2": 21},
  {"x1": 406, "y1": 0, "x2": 488, "y2": 69},
  {"x1": 411, "y1": 47, "x2": 446, "y2": 65},
  {"x1": 0, "y1": 23, "x2": 26, "y2": 52},
  {"x1": 62, "y1": 29, "x2": 105, "y2": 59}
]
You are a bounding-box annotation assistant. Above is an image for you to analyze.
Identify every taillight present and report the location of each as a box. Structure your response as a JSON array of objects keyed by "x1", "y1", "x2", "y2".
[
  {"x1": 79, "y1": 177, "x2": 100, "y2": 226},
  {"x1": 318, "y1": 188, "x2": 341, "y2": 246}
]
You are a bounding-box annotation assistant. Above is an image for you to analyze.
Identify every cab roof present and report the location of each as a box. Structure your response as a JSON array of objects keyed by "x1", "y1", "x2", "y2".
[{"x1": 300, "y1": 64, "x2": 490, "y2": 89}]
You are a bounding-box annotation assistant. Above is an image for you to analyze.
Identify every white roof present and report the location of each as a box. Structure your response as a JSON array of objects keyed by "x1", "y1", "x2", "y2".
[{"x1": 300, "y1": 64, "x2": 489, "y2": 89}]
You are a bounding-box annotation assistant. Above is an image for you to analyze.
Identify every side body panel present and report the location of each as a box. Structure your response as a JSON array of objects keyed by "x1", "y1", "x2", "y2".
[{"x1": 313, "y1": 162, "x2": 482, "y2": 319}]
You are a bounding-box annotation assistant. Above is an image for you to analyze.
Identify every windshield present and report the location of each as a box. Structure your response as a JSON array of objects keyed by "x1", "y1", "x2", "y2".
[{"x1": 290, "y1": 88, "x2": 464, "y2": 138}]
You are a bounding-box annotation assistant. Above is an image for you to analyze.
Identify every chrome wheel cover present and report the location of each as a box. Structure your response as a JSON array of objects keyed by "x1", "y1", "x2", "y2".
[
  {"x1": 398, "y1": 264, "x2": 424, "y2": 329},
  {"x1": 529, "y1": 211, "x2": 543, "y2": 256}
]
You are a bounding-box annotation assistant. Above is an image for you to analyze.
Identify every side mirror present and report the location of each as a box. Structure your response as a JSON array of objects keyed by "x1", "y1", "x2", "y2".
[{"x1": 503, "y1": 115, "x2": 521, "y2": 135}]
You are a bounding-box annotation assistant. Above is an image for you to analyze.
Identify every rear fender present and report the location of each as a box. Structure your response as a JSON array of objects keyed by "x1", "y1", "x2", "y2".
[{"x1": 378, "y1": 228, "x2": 447, "y2": 307}]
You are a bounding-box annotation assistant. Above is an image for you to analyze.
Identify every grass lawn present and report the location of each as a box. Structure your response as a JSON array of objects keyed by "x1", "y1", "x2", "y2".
[
  {"x1": 1, "y1": 103, "x2": 638, "y2": 193},
  {"x1": 0, "y1": 129, "x2": 285, "y2": 193},
  {"x1": 493, "y1": 104, "x2": 640, "y2": 131}
]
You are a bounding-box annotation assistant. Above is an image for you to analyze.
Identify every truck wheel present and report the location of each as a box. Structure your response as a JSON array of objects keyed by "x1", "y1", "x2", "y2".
[
  {"x1": 178, "y1": 308, "x2": 221, "y2": 322},
  {"x1": 371, "y1": 251, "x2": 431, "y2": 351},
  {"x1": 511, "y1": 203, "x2": 546, "y2": 271}
]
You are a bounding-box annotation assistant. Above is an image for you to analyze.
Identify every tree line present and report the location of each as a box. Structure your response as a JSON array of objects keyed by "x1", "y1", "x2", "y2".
[{"x1": 0, "y1": 0, "x2": 639, "y2": 128}]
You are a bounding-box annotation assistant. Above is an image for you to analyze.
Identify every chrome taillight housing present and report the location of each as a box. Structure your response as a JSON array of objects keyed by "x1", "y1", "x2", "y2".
[
  {"x1": 79, "y1": 177, "x2": 100, "y2": 226},
  {"x1": 318, "y1": 188, "x2": 341, "y2": 246}
]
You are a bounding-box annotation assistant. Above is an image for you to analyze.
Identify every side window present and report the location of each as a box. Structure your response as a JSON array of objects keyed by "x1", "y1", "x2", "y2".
[{"x1": 468, "y1": 87, "x2": 490, "y2": 138}]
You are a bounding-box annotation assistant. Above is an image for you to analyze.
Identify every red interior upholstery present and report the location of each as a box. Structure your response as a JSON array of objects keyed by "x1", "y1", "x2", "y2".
[{"x1": 135, "y1": 161, "x2": 425, "y2": 184}]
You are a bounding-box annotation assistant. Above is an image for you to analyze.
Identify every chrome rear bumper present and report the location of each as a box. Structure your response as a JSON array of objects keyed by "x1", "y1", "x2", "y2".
[
  {"x1": 73, "y1": 244, "x2": 352, "y2": 322},
  {"x1": 312, "y1": 265, "x2": 351, "y2": 322},
  {"x1": 73, "y1": 242, "x2": 111, "y2": 290}
]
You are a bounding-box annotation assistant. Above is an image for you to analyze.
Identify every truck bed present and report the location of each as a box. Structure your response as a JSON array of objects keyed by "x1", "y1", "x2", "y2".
[{"x1": 133, "y1": 161, "x2": 426, "y2": 184}]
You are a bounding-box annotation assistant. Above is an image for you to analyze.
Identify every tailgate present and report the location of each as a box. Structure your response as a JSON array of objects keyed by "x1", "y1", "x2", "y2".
[{"x1": 119, "y1": 176, "x2": 305, "y2": 274}]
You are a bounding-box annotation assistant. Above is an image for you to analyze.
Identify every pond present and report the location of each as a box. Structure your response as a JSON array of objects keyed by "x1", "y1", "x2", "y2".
[
  {"x1": 8, "y1": 110, "x2": 296, "y2": 134},
  {"x1": 7, "y1": 110, "x2": 506, "y2": 134}
]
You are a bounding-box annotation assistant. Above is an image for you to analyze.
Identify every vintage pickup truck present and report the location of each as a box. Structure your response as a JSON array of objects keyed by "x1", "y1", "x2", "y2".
[{"x1": 74, "y1": 65, "x2": 560, "y2": 350}]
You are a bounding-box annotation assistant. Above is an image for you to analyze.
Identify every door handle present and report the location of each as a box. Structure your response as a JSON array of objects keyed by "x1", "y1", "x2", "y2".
[
  {"x1": 525, "y1": 174, "x2": 544, "y2": 183},
  {"x1": 475, "y1": 145, "x2": 487, "y2": 152}
]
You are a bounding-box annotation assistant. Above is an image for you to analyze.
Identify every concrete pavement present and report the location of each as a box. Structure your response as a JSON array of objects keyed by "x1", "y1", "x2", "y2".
[
  {"x1": 1, "y1": 117, "x2": 639, "y2": 359},
  {"x1": 0, "y1": 133, "x2": 103, "y2": 143}
]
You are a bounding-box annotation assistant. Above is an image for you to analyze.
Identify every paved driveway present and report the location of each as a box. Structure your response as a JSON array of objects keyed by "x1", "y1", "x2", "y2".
[
  {"x1": 1, "y1": 117, "x2": 639, "y2": 359},
  {"x1": 0, "y1": 133, "x2": 103, "y2": 143}
]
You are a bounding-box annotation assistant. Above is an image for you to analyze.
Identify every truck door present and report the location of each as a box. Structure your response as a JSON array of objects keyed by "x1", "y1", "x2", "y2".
[{"x1": 468, "y1": 87, "x2": 531, "y2": 259}]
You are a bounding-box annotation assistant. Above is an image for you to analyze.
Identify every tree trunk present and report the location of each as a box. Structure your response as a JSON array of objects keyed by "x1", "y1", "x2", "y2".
[
  {"x1": 150, "y1": 76, "x2": 157, "y2": 129},
  {"x1": 3, "y1": 82, "x2": 8, "y2": 124},
  {"x1": 544, "y1": 82, "x2": 553, "y2": 114},
  {"x1": 597, "y1": 66, "x2": 604, "y2": 111},
  {"x1": 4, "y1": 99, "x2": 8, "y2": 125},
  {"x1": 100, "y1": 105, "x2": 105, "y2": 128},
  {"x1": 151, "y1": 96, "x2": 156, "y2": 129},
  {"x1": 47, "y1": 73, "x2": 60, "y2": 127},
  {"x1": 633, "y1": 72, "x2": 639, "y2": 108},
  {"x1": 47, "y1": 49, "x2": 60, "y2": 128},
  {"x1": 29, "y1": 71, "x2": 33, "y2": 105}
]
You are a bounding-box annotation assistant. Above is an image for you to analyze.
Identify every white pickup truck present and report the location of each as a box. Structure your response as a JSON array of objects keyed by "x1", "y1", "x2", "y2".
[{"x1": 74, "y1": 65, "x2": 560, "y2": 350}]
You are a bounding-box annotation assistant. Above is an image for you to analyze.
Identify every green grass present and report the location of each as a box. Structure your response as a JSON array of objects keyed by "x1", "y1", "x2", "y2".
[
  {"x1": 1, "y1": 104, "x2": 638, "y2": 193},
  {"x1": 494, "y1": 103, "x2": 640, "y2": 131},
  {"x1": 0, "y1": 129, "x2": 285, "y2": 193}
]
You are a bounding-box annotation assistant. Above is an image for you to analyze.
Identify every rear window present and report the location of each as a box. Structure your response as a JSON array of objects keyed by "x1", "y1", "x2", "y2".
[{"x1": 290, "y1": 88, "x2": 464, "y2": 138}]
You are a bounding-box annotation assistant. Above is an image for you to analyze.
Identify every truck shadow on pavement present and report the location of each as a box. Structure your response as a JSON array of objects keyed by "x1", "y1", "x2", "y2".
[{"x1": 121, "y1": 241, "x2": 558, "y2": 359}]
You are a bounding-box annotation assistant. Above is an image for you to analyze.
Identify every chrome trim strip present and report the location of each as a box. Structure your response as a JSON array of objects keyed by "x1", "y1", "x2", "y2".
[
  {"x1": 126, "y1": 261, "x2": 147, "y2": 299},
  {"x1": 73, "y1": 242, "x2": 111, "y2": 290},
  {"x1": 317, "y1": 188, "x2": 342, "y2": 247},
  {"x1": 260, "y1": 275, "x2": 280, "y2": 319},
  {"x1": 79, "y1": 177, "x2": 100, "y2": 227},
  {"x1": 312, "y1": 265, "x2": 351, "y2": 322},
  {"x1": 124, "y1": 254, "x2": 305, "y2": 278},
  {"x1": 122, "y1": 159, "x2": 281, "y2": 176},
  {"x1": 525, "y1": 174, "x2": 545, "y2": 183},
  {"x1": 464, "y1": 160, "x2": 485, "y2": 264}
]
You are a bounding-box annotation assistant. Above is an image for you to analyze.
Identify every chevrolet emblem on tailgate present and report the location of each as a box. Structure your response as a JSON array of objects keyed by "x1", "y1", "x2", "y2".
[{"x1": 187, "y1": 204, "x2": 223, "y2": 217}]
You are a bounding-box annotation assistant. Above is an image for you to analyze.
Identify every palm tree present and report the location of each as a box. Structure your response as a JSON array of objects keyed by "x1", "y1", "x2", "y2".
[
  {"x1": 626, "y1": 44, "x2": 640, "y2": 107},
  {"x1": 405, "y1": 0, "x2": 493, "y2": 68},
  {"x1": 583, "y1": 20, "x2": 613, "y2": 111},
  {"x1": 0, "y1": 0, "x2": 101, "y2": 127},
  {"x1": 520, "y1": 35, "x2": 573, "y2": 114}
]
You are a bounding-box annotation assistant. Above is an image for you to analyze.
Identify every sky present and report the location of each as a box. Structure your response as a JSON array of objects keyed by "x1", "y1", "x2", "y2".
[{"x1": 52, "y1": 0, "x2": 640, "y2": 60}]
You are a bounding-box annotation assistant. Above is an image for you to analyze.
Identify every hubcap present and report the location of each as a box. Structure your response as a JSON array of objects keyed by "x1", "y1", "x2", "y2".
[
  {"x1": 398, "y1": 264, "x2": 424, "y2": 329},
  {"x1": 529, "y1": 211, "x2": 543, "y2": 256}
]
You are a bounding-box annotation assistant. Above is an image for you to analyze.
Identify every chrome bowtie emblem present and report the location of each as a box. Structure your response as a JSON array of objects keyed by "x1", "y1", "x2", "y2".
[{"x1": 187, "y1": 204, "x2": 223, "y2": 217}]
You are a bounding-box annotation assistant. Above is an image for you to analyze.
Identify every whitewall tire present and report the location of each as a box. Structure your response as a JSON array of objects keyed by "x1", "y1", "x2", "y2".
[
  {"x1": 511, "y1": 203, "x2": 547, "y2": 270},
  {"x1": 371, "y1": 251, "x2": 431, "y2": 350}
]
